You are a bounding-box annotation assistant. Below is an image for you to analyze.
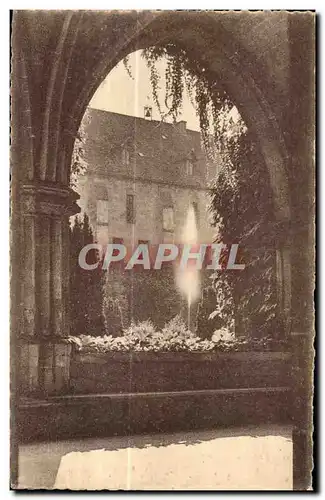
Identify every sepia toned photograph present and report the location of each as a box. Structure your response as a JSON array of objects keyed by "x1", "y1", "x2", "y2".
[{"x1": 10, "y1": 9, "x2": 315, "y2": 491}]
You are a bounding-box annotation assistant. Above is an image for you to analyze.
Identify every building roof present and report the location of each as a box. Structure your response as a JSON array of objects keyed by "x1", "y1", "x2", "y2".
[{"x1": 83, "y1": 108, "x2": 209, "y2": 189}]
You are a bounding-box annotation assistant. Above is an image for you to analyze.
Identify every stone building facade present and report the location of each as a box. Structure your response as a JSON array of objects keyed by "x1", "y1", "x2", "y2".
[
  {"x1": 76, "y1": 108, "x2": 215, "y2": 250},
  {"x1": 76, "y1": 108, "x2": 216, "y2": 330}
]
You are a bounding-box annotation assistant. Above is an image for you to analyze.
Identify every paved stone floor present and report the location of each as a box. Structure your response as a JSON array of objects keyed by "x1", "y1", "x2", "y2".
[{"x1": 18, "y1": 425, "x2": 292, "y2": 490}]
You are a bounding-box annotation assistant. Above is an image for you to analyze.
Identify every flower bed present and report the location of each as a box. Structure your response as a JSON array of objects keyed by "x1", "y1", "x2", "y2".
[
  {"x1": 68, "y1": 317, "x2": 288, "y2": 354},
  {"x1": 68, "y1": 318, "x2": 291, "y2": 395}
]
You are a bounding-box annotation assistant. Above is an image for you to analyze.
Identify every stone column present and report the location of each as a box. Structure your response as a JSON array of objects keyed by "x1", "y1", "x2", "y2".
[
  {"x1": 18, "y1": 181, "x2": 80, "y2": 396},
  {"x1": 273, "y1": 220, "x2": 292, "y2": 338}
]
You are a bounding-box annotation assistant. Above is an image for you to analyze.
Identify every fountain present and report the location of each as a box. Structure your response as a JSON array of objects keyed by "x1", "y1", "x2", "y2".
[{"x1": 175, "y1": 204, "x2": 201, "y2": 331}]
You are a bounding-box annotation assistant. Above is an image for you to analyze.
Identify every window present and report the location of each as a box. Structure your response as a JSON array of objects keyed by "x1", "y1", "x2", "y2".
[
  {"x1": 112, "y1": 237, "x2": 124, "y2": 245},
  {"x1": 126, "y1": 194, "x2": 135, "y2": 224},
  {"x1": 97, "y1": 200, "x2": 109, "y2": 224},
  {"x1": 122, "y1": 148, "x2": 130, "y2": 166},
  {"x1": 186, "y1": 159, "x2": 193, "y2": 176},
  {"x1": 163, "y1": 207, "x2": 174, "y2": 232}
]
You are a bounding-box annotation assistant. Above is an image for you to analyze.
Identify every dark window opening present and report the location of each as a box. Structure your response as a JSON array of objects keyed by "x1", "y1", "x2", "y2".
[{"x1": 126, "y1": 194, "x2": 135, "y2": 224}]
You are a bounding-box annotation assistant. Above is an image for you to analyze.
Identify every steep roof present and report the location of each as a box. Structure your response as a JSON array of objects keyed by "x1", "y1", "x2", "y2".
[{"x1": 83, "y1": 108, "x2": 208, "y2": 188}]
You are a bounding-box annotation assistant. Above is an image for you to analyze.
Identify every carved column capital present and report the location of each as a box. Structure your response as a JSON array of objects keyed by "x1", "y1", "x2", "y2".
[{"x1": 20, "y1": 181, "x2": 80, "y2": 218}]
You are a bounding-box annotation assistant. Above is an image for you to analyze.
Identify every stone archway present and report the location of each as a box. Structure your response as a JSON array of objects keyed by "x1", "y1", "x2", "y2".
[
  {"x1": 68, "y1": 11, "x2": 292, "y2": 336},
  {"x1": 68, "y1": 12, "x2": 292, "y2": 223},
  {"x1": 12, "y1": 11, "x2": 292, "y2": 396}
]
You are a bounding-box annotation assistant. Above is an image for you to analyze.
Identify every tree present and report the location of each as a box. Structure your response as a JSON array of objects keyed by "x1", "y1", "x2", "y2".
[
  {"x1": 70, "y1": 110, "x2": 107, "y2": 336},
  {"x1": 69, "y1": 213, "x2": 105, "y2": 336},
  {"x1": 130, "y1": 266, "x2": 181, "y2": 328},
  {"x1": 103, "y1": 264, "x2": 181, "y2": 332},
  {"x1": 102, "y1": 267, "x2": 129, "y2": 336},
  {"x1": 209, "y1": 132, "x2": 278, "y2": 337},
  {"x1": 70, "y1": 47, "x2": 279, "y2": 338},
  {"x1": 136, "y1": 46, "x2": 278, "y2": 338}
]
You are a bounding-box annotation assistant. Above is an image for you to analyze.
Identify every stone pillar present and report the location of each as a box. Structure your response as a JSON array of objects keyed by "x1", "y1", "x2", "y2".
[
  {"x1": 286, "y1": 14, "x2": 314, "y2": 490},
  {"x1": 274, "y1": 220, "x2": 292, "y2": 338},
  {"x1": 290, "y1": 332, "x2": 314, "y2": 490},
  {"x1": 18, "y1": 181, "x2": 80, "y2": 396}
]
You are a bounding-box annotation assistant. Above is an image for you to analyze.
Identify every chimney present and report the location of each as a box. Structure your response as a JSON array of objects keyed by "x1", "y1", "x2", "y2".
[{"x1": 144, "y1": 106, "x2": 152, "y2": 120}]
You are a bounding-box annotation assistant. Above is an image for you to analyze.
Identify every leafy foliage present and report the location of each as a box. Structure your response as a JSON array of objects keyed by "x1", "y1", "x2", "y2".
[
  {"x1": 138, "y1": 45, "x2": 240, "y2": 157},
  {"x1": 130, "y1": 266, "x2": 181, "y2": 328},
  {"x1": 103, "y1": 265, "x2": 181, "y2": 332},
  {"x1": 69, "y1": 213, "x2": 105, "y2": 336},
  {"x1": 69, "y1": 47, "x2": 279, "y2": 341},
  {"x1": 209, "y1": 132, "x2": 278, "y2": 337},
  {"x1": 70, "y1": 109, "x2": 91, "y2": 188},
  {"x1": 68, "y1": 317, "x2": 288, "y2": 353},
  {"x1": 135, "y1": 46, "x2": 278, "y2": 338}
]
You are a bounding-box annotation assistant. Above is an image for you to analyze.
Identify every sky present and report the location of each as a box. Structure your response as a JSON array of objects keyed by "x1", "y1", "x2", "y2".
[{"x1": 89, "y1": 50, "x2": 201, "y2": 131}]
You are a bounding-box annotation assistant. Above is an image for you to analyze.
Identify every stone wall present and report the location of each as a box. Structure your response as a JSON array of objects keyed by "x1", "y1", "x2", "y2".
[
  {"x1": 70, "y1": 351, "x2": 292, "y2": 395},
  {"x1": 77, "y1": 175, "x2": 214, "y2": 248},
  {"x1": 18, "y1": 349, "x2": 293, "y2": 442}
]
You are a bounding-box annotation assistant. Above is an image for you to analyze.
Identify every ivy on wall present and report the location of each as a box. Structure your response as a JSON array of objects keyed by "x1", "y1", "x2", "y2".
[{"x1": 133, "y1": 46, "x2": 278, "y2": 338}]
